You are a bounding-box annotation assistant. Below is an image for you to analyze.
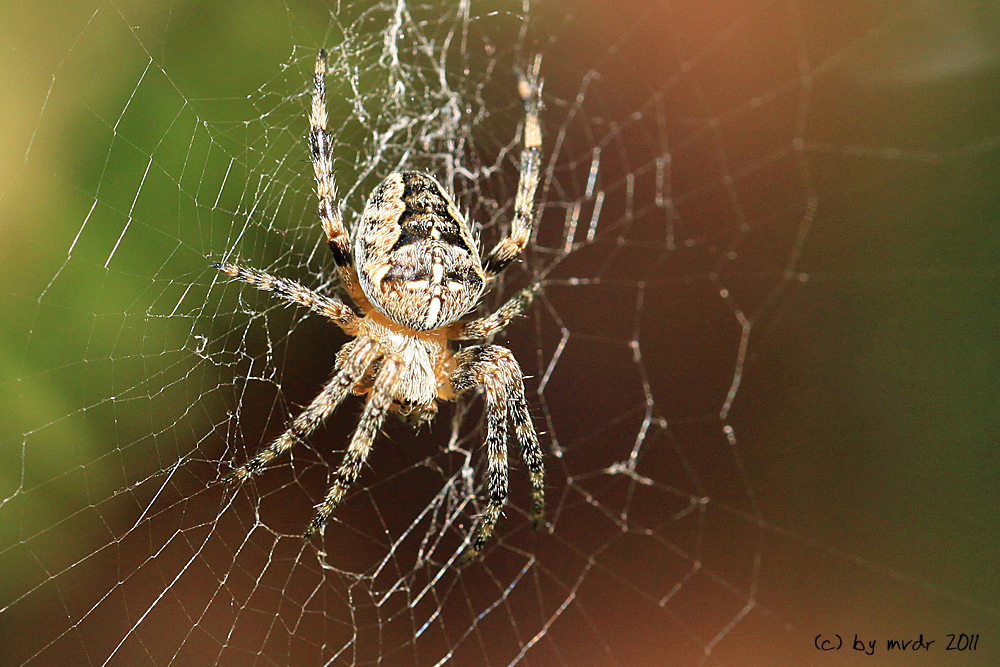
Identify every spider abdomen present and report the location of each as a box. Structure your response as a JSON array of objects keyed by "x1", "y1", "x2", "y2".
[{"x1": 355, "y1": 172, "x2": 485, "y2": 331}]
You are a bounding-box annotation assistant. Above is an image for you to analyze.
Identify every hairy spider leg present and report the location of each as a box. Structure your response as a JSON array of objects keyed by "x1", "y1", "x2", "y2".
[
  {"x1": 305, "y1": 354, "x2": 404, "y2": 538},
  {"x1": 484, "y1": 55, "x2": 543, "y2": 278},
  {"x1": 451, "y1": 282, "x2": 541, "y2": 340},
  {"x1": 510, "y1": 384, "x2": 545, "y2": 529},
  {"x1": 451, "y1": 345, "x2": 543, "y2": 564},
  {"x1": 213, "y1": 262, "x2": 360, "y2": 335},
  {"x1": 310, "y1": 50, "x2": 369, "y2": 308},
  {"x1": 225, "y1": 339, "x2": 379, "y2": 483}
]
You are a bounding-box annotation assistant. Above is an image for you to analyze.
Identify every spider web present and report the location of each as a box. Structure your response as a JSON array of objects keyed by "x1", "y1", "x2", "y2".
[{"x1": 2, "y1": 0, "x2": 998, "y2": 665}]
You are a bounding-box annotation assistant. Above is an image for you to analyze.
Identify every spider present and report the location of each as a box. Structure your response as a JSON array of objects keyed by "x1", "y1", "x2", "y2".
[{"x1": 213, "y1": 50, "x2": 545, "y2": 563}]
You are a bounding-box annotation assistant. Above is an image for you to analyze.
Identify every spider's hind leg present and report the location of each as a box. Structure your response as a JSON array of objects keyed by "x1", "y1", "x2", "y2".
[
  {"x1": 310, "y1": 50, "x2": 368, "y2": 307},
  {"x1": 483, "y1": 57, "x2": 543, "y2": 278}
]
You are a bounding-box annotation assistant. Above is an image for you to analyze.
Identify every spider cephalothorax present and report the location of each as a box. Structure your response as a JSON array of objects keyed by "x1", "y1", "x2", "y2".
[{"x1": 213, "y1": 51, "x2": 544, "y2": 564}]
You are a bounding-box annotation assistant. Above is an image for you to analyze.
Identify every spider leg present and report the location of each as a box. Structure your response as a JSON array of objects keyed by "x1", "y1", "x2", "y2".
[
  {"x1": 484, "y1": 56, "x2": 543, "y2": 278},
  {"x1": 450, "y1": 282, "x2": 541, "y2": 340},
  {"x1": 509, "y1": 383, "x2": 545, "y2": 530},
  {"x1": 214, "y1": 262, "x2": 361, "y2": 335},
  {"x1": 226, "y1": 339, "x2": 379, "y2": 483},
  {"x1": 451, "y1": 345, "x2": 544, "y2": 564},
  {"x1": 305, "y1": 354, "x2": 404, "y2": 539},
  {"x1": 310, "y1": 50, "x2": 368, "y2": 307}
]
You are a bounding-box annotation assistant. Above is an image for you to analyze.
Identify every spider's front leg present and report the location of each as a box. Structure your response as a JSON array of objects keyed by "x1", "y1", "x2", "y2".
[
  {"x1": 305, "y1": 354, "x2": 404, "y2": 538},
  {"x1": 451, "y1": 345, "x2": 545, "y2": 564},
  {"x1": 225, "y1": 339, "x2": 379, "y2": 483}
]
